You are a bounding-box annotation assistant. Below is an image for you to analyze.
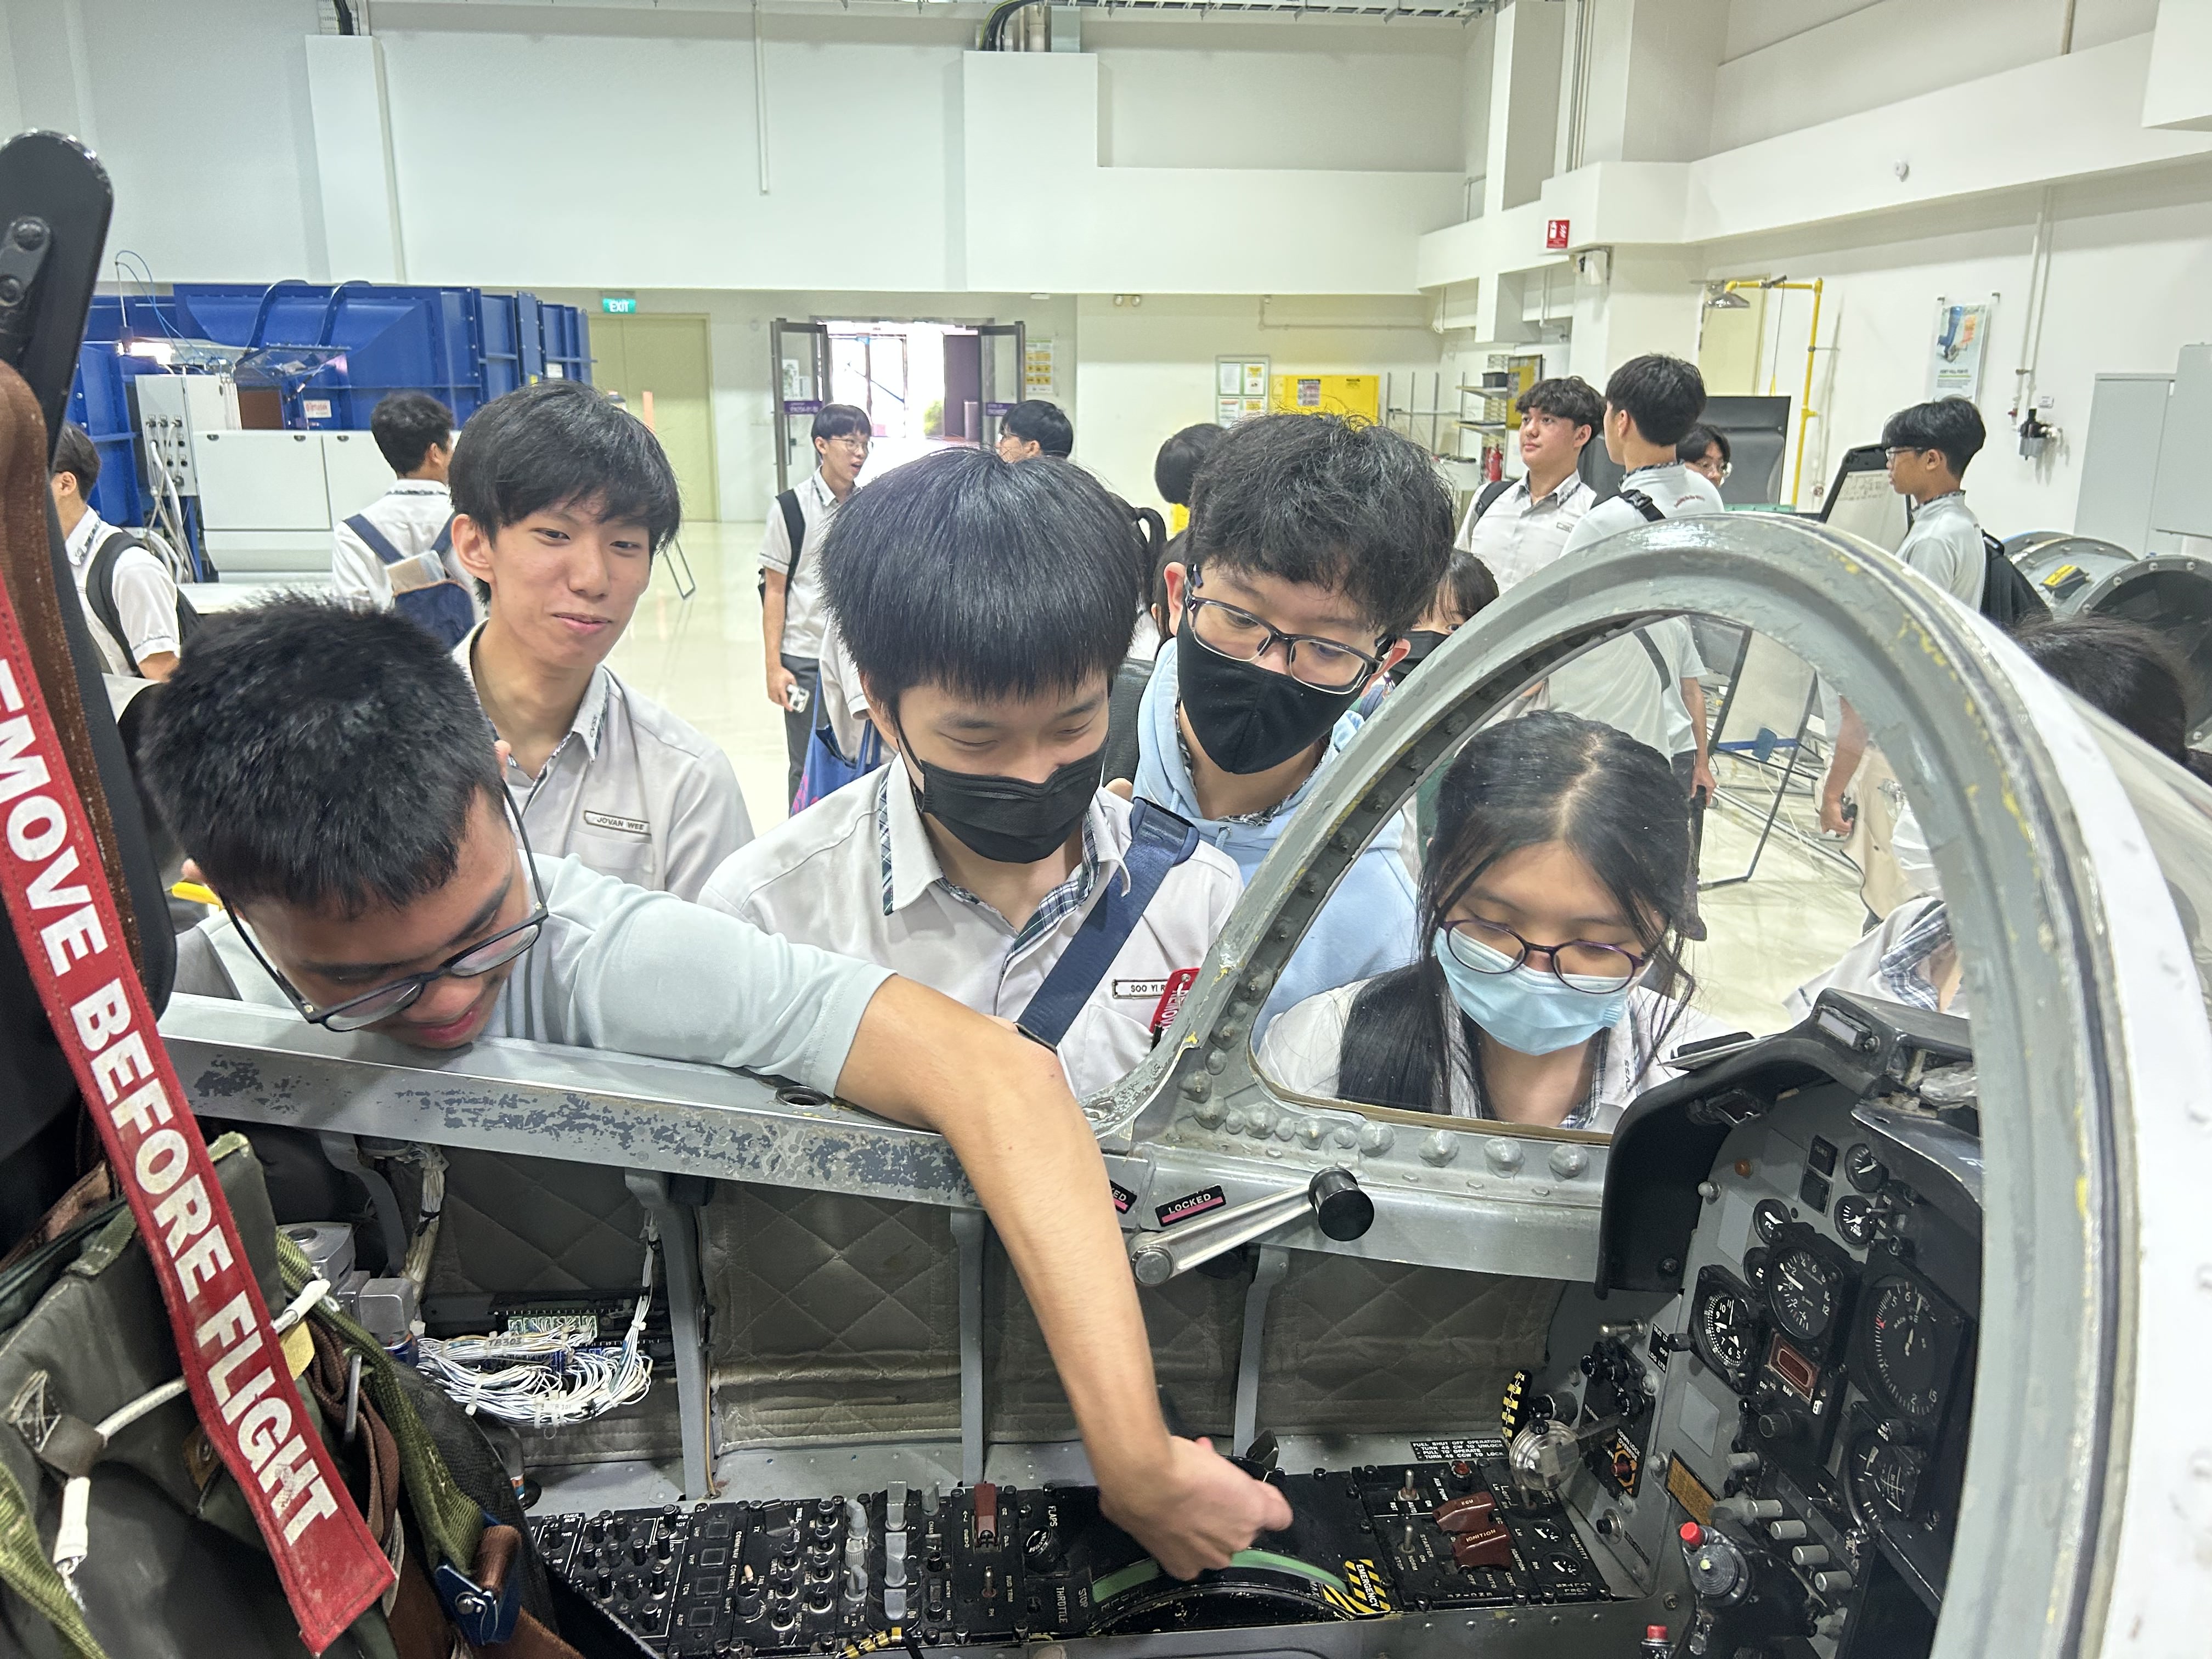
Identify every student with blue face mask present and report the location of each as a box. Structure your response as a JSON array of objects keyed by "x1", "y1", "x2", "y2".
[{"x1": 1257, "y1": 712, "x2": 1725, "y2": 1132}]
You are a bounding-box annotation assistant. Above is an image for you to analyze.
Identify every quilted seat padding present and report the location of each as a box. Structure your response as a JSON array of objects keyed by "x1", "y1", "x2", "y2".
[
  {"x1": 1256, "y1": 1256, "x2": 1560, "y2": 1434},
  {"x1": 704, "y1": 1184, "x2": 961, "y2": 1448},
  {"x1": 428, "y1": 1147, "x2": 649, "y2": 1298}
]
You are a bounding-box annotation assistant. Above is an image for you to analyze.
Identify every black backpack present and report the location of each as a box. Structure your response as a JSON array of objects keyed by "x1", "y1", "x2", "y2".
[
  {"x1": 84, "y1": 528, "x2": 204, "y2": 674},
  {"x1": 1978, "y1": 529, "x2": 2047, "y2": 627}
]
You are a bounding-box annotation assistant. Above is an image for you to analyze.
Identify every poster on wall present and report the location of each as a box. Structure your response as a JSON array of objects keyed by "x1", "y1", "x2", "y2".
[
  {"x1": 1216, "y1": 357, "x2": 1269, "y2": 425},
  {"x1": 1025, "y1": 341, "x2": 1056, "y2": 397},
  {"x1": 1928, "y1": 297, "x2": 1995, "y2": 400}
]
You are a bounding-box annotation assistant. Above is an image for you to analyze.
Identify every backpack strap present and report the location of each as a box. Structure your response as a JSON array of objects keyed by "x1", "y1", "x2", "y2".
[
  {"x1": 343, "y1": 511, "x2": 408, "y2": 567},
  {"x1": 1016, "y1": 800, "x2": 1201, "y2": 1051},
  {"x1": 83, "y1": 529, "x2": 140, "y2": 671},
  {"x1": 778, "y1": 490, "x2": 807, "y2": 581},
  {"x1": 1620, "y1": 488, "x2": 1667, "y2": 523},
  {"x1": 1633, "y1": 628, "x2": 1672, "y2": 689},
  {"x1": 1474, "y1": 477, "x2": 1513, "y2": 520}
]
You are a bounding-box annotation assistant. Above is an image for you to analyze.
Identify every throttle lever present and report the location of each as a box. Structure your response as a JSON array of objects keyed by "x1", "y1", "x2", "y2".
[{"x1": 1128, "y1": 1169, "x2": 1373, "y2": 1286}]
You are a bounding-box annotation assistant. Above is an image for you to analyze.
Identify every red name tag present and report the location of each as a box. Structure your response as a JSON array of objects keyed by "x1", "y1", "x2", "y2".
[{"x1": 1149, "y1": 967, "x2": 1201, "y2": 1041}]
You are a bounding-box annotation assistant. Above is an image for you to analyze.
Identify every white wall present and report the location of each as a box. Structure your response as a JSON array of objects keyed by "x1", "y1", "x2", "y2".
[
  {"x1": 1069, "y1": 294, "x2": 1444, "y2": 513},
  {"x1": 1696, "y1": 159, "x2": 2212, "y2": 534},
  {"x1": 1711, "y1": 0, "x2": 2158, "y2": 154},
  {"x1": 6, "y1": 0, "x2": 329, "y2": 280},
  {"x1": 1089, "y1": 18, "x2": 1466, "y2": 174}
]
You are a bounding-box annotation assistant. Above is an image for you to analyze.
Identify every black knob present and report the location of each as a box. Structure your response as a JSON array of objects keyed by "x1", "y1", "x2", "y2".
[
  {"x1": 593, "y1": 1572, "x2": 613, "y2": 1598},
  {"x1": 805, "y1": 1585, "x2": 835, "y2": 1615},
  {"x1": 610, "y1": 1517, "x2": 631, "y2": 1541},
  {"x1": 770, "y1": 1564, "x2": 797, "y2": 1593},
  {"x1": 648, "y1": 1565, "x2": 670, "y2": 1594},
  {"x1": 1310, "y1": 1169, "x2": 1374, "y2": 1241},
  {"x1": 586, "y1": 1516, "x2": 609, "y2": 1541},
  {"x1": 1757, "y1": 1409, "x2": 1802, "y2": 1443},
  {"x1": 655, "y1": 1535, "x2": 676, "y2": 1562},
  {"x1": 1024, "y1": 1529, "x2": 1061, "y2": 1572},
  {"x1": 737, "y1": 1589, "x2": 765, "y2": 1619},
  {"x1": 617, "y1": 1572, "x2": 642, "y2": 1600}
]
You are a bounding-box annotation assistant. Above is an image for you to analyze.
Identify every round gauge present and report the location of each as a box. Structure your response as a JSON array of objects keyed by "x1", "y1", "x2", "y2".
[
  {"x1": 1694, "y1": 1285, "x2": 1757, "y2": 1384},
  {"x1": 1867, "y1": 1277, "x2": 1949, "y2": 1421},
  {"x1": 1767, "y1": 1246, "x2": 1842, "y2": 1344},
  {"x1": 1844, "y1": 1143, "x2": 1889, "y2": 1194},
  {"x1": 1741, "y1": 1245, "x2": 1772, "y2": 1293},
  {"x1": 1850, "y1": 1432, "x2": 1929, "y2": 1524},
  {"x1": 1752, "y1": 1198, "x2": 1791, "y2": 1245},
  {"x1": 1834, "y1": 1194, "x2": 1878, "y2": 1248}
]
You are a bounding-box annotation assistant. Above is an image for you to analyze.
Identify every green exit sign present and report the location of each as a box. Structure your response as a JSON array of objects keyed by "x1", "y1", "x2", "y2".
[{"x1": 601, "y1": 296, "x2": 636, "y2": 314}]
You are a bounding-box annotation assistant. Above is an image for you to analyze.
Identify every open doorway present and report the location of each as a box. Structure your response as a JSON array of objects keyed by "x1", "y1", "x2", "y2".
[{"x1": 770, "y1": 318, "x2": 1028, "y2": 490}]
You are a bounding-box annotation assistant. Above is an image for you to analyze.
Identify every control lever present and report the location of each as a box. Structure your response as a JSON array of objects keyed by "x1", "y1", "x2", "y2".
[{"x1": 1128, "y1": 1169, "x2": 1373, "y2": 1286}]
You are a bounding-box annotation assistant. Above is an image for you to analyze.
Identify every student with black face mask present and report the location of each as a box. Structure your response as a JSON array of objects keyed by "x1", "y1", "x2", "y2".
[
  {"x1": 699, "y1": 449, "x2": 1244, "y2": 1097},
  {"x1": 1392, "y1": 551, "x2": 1499, "y2": 685},
  {"x1": 1133, "y1": 414, "x2": 1454, "y2": 1033}
]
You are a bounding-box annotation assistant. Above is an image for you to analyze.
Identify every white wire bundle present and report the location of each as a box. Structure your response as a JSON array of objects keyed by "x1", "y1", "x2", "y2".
[{"x1": 414, "y1": 1250, "x2": 654, "y2": 1427}]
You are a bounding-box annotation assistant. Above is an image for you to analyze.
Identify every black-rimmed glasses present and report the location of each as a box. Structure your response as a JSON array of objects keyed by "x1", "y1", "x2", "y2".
[
  {"x1": 1442, "y1": 916, "x2": 1647, "y2": 995},
  {"x1": 224, "y1": 792, "x2": 549, "y2": 1032},
  {"x1": 1183, "y1": 566, "x2": 1391, "y2": 692}
]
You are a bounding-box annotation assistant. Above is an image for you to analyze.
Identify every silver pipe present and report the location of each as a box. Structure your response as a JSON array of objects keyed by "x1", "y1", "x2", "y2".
[{"x1": 754, "y1": 0, "x2": 772, "y2": 195}]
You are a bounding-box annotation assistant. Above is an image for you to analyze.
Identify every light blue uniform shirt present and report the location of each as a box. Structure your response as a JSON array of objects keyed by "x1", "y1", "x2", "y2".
[{"x1": 1132, "y1": 645, "x2": 1419, "y2": 1034}]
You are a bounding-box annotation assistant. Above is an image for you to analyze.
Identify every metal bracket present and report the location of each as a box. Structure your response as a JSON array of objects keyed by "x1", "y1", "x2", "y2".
[
  {"x1": 1129, "y1": 1169, "x2": 1372, "y2": 1286},
  {"x1": 951, "y1": 1210, "x2": 987, "y2": 1487},
  {"x1": 624, "y1": 1171, "x2": 714, "y2": 1500},
  {"x1": 0, "y1": 217, "x2": 50, "y2": 367},
  {"x1": 1231, "y1": 1244, "x2": 1289, "y2": 1458},
  {"x1": 315, "y1": 1132, "x2": 409, "y2": 1274}
]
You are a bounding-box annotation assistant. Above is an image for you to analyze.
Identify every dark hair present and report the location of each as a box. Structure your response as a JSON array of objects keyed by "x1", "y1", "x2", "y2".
[
  {"x1": 1519, "y1": 376, "x2": 1603, "y2": 436},
  {"x1": 1677, "y1": 424, "x2": 1731, "y2": 467},
  {"x1": 2010, "y1": 614, "x2": 2190, "y2": 762},
  {"x1": 1334, "y1": 712, "x2": 1694, "y2": 1115},
  {"x1": 52, "y1": 422, "x2": 99, "y2": 494},
  {"x1": 140, "y1": 596, "x2": 502, "y2": 917},
  {"x1": 1603, "y1": 355, "x2": 1706, "y2": 448},
  {"x1": 1153, "y1": 424, "x2": 1225, "y2": 506},
  {"x1": 1186, "y1": 414, "x2": 1453, "y2": 637},
  {"x1": 369, "y1": 391, "x2": 455, "y2": 475},
  {"x1": 1440, "y1": 552, "x2": 1498, "y2": 626},
  {"x1": 1880, "y1": 397, "x2": 1986, "y2": 477},
  {"x1": 450, "y1": 381, "x2": 682, "y2": 554},
  {"x1": 1001, "y1": 400, "x2": 1073, "y2": 459},
  {"x1": 811, "y1": 403, "x2": 873, "y2": 444},
  {"x1": 821, "y1": 448, "x2": 1139, "y2": 708}
]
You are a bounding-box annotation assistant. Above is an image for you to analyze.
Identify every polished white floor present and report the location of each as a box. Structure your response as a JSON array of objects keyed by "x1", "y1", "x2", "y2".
[{"x1": 611, "y1": 522, "x2": 1869, "y2": 1040}]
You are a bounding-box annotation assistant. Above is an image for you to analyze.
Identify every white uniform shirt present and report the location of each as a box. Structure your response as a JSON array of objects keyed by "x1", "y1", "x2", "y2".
[
  {"x1": 813, "y1": 621, "x2": 874, "y2": 759},
  {"x1": 65, "y1": 509, "x2": 181, "y2": 676},
  {"x1": 1557, "y1": 461, "x2": 1726, "y2": 560},
  {"x1": 1547, "y1": 462, "x2": 1725, "y2": 759},
  {"x1": 698, "y1": 768, "x2": 1244, "y2": 1098},
  {"x1": 1258, "y1": 978, "x2": 1724, "y2": 1135},
  {"x1": 455, "y1": 626, "x2": 753, "y2": 900},
  {"x1": 331, "y1": 480, "x2": 467, "y2": 611},
  {"x1": 1457, "y1": 472, "x2": 1597, "y2": 592},
  {"x1": 759, "y1": 469, "x2": 844, "y2": 660},
  {"x1": 1546, "y1": 617, "x2": 1708, "y2": 760},
  {"x1": 1895, "y1": 492, "x2": 1985, "y2": 610},
  {"x1": 172, "y1": 855, "x2": 889, "y2": 1097}
]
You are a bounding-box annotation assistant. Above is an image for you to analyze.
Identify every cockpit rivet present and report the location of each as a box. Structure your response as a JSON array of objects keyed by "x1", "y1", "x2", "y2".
[
  {"x1": 1550, "y1": 1145, "x2": 1590, "y2": 1181},
  {"x1": 1485, "y1": 1139, "x2": 1524, "y2": 1176},
  {"x1": 1421, "y1": 1132, "x2": 1459, "y2": 1167}
]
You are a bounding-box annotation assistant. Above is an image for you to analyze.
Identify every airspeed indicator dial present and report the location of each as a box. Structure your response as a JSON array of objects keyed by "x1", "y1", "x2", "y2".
[{"x1": 1767, "y1": 1246, "x2": 1842, "y2": 1345}]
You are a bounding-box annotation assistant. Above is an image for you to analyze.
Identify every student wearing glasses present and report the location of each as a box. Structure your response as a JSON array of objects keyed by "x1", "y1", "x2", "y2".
[
  {"x1": 1133, "y1": 414, "x2": 1453, "y2": 1032},
  {"x1": 1258, "y1": 712, "x2": 1722, "y2": 1131},
  {"x1": 1816, "y1": 397, "x2": 1988, "y2": 837},
  {"x1": 764, "y1": 404, "x2": 873, "y2": 804},
  {"x1": 1677, "y1": 424, "x2": 1731, "y2": 490},
  {"x1": 150, "y1": 596, "x2": 1290, "y2": 1577}
]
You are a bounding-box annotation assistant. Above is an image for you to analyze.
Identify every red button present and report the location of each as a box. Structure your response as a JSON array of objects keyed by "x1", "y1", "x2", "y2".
[{"x1": 1678, "y1": 1522, "x2": 1703, "y2": 1545}]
